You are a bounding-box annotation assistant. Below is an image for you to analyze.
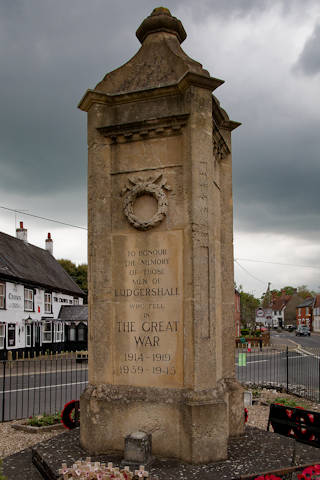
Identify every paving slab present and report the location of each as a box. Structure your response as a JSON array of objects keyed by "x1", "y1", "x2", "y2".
[
  {"x1": 3, "y1": 447, "x2": 43, "y2": 480},
  {"x1": 3, "y1": 426, "x2": 320, "y2": 480}
]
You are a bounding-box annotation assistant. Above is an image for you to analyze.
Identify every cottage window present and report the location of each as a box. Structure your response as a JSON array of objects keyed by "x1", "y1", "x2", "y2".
[
  {"x1": 42, "y1": 322, "x2": 52, "y2": 343},
  {"x1": 69, "y1": 327, "x2": 76, "y2": 342},
  {"x1": 0, "y1": 283, "x2": 5, "y2": 309},
  {"x1": 306, "y1": 307, "x2": 309, "y2": 315},
  {"x1": 24, "y1": 288, "x2": 34, "y2": 311},
  {"x1": 25, "y1": 324, "x2": 32, "y2": 347},
  {"x1": 298, "y1": 308, "x2": 301, "y2": 316},
  {"x1": 74, "y1": 298, "x2": 79, "y2": 306},
  {"x1": 78, "y1": 325, "x2": 86, "y2": 342},
  {"x1": 8, "y1": 323, "x2": 15, "y2": 347},
  {"x1": 44, "y1": 293, "x2": 52, "y2": 314},
  {"x1": 0, "y1": 325, "x2": 5, "y2": 349},
  {"x1": 54, "y1": 322, "x2": 64, "y2": 342}
]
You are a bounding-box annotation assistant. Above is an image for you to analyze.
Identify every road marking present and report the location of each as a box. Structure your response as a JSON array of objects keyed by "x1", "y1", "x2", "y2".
[
  {"x1": 0, "y1": 367, "x2": 88, "y2": 378},
  {"x1": 288, "y1": 339, "x2": 301, "y2": 348},
  {"x1": 236, "y1": 360, "x2": 268, "y2": 365},
  {"x1": 297, "y1": 346, "x2": 320, "y2": 359},
  {"x1": 0, "y1": 381, "x2": 88, "y2": 395},
  {"x1": 282, "y1": 355, "x2": 308, "y2": 360}
]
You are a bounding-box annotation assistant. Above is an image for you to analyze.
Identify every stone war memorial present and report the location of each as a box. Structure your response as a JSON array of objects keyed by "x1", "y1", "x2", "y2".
[{"x1": 79, "y1": 7, "x2": 244, "y2": 464}]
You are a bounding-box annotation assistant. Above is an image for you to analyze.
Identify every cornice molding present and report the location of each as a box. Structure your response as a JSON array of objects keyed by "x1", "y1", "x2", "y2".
[
  {"x1": 78, "y1": 72, "x2": 224, "y2": 112},
  {"x1": 98, "y1": 113, "x2": 189, "y2": 143}
]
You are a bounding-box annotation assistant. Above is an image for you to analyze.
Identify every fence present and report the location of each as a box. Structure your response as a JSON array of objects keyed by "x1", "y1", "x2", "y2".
[
  {"x1": 0, "y1": 352, "x2": 88, "y2": 421},
  {"x1": 236, "y1": 344, "x2": 320, "y2": 403},
  {"x1": 1, "y1": 345, "x2": 319, "y2": 423}
]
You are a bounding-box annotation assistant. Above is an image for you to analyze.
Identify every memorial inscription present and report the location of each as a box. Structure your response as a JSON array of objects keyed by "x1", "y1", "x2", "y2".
[{"x1": 112, "y1": 230, "x2": 183, "y2": 388}]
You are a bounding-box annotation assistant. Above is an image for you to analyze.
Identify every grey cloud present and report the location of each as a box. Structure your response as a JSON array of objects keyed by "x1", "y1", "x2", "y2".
[
  {"x1": 173, "y1": 0, "x2": 318, "y2": 22},
  {"x1": 233, "y1": 117, "x2": 320, "y2": 238},
  {"x1": 0, "y1": 0, "x2": 319, "y2": 252},
  {"x1": 294, "y1": 23, "x2": 320, "y2": 76}
]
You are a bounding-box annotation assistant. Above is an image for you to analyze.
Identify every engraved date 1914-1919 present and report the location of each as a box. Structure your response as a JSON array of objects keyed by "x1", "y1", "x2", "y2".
[{"x1": 124, "y1": 352, "x2": 171, "y2": 362}]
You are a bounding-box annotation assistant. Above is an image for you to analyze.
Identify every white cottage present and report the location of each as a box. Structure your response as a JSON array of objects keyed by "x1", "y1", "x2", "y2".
[{"x1": 0, "y1": 223, "x2": 85, "y2": 359}]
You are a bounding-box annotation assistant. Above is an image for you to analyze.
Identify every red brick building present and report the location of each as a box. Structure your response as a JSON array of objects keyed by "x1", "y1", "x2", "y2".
[{"x1": 296, "y1": 297, "x2": 314, "y2": 330}]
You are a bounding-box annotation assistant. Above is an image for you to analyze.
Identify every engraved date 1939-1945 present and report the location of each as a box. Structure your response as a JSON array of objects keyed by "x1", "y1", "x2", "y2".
[{"x1": 119, "y1": 365, "x2": 176, "y2": 375}]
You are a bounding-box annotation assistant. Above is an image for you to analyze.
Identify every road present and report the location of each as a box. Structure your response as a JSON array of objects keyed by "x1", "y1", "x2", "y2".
[
  {"x1": 1, "y1": 331, "x2": 320, "y2": 421},
  {"x1": 271, "y1": 330, "x2": 320, "y2": 349},
  {"x1": 0, "y1": 358, "x2": 88, "y2": 421},
  {"x1": 236, "y1": 331, "x2": 320, "y2": 402}
]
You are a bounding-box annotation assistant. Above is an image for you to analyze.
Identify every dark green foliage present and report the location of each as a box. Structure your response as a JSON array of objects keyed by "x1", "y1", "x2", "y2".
[
  {"x1": 27, "y1": 412, "x2": 61, "y2": 427},
  {"x1": 274, "y1": 397, "x2": 306, "y2": 408},
  {"x1": 0, "y1": 460, "x2": 5, "y2": 480},
  {"x1": 262, "y1": 285, "x2": 317, "y2": 303},
  {"x1": 237, "y1": 285, "x2": 260, "y2": 329},
  {"x1": 240, "y1": 328, "x2": 250, "y2": 336},
  {"x1": 58, "y1": 259, "x2": 88, "y2": 302}
]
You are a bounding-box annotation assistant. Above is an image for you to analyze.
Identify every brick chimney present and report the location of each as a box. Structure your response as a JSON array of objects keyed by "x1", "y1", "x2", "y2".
[
  {"x1": 45, "y1": 232, "x2": 53, "y2": 255},
  {"x1": 16, "y1": 221, "x2": 27, "y2": 242}
]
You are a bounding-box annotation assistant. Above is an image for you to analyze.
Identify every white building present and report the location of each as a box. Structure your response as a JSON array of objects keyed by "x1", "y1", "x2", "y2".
[{"x1": 0, "y1": 223, "x2": 85, "y2": 358}]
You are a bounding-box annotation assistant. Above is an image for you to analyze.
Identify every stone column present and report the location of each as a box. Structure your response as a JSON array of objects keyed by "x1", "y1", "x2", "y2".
[{"x1": 79, "y1": 7, "x2": 244, "y2": 463}]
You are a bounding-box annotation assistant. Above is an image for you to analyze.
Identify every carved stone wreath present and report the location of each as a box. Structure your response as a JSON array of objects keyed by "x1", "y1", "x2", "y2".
[{"x1": 121, "y1": 174, "x2": 171, "y2": 231}]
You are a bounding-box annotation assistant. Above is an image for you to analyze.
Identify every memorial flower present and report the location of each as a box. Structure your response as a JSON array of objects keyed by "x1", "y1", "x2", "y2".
[
  {"x1": 254, "y1": 475, "x2": 282, "y2": 480},
  {"x1": 298, "y1": 464, "x2": 320, "y2": 479},
  {"x1": 58, "y1": 460, "x2": 149, "y2": 479},
  {"x1": 244, "y1": 408, "x2": 248, "y2": 423}
]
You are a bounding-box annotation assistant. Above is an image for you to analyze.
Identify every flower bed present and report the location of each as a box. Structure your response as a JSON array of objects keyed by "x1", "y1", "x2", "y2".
[
  {"x1": 12, "y1": 412, "x2": 64, "y2": 433},
  {"x1": 243, "y1": 464, "x2": 320, "y2": 480}
]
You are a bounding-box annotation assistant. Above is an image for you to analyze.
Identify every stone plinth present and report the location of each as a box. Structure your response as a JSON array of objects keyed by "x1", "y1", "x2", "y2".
[{"x1": 79, "y1": 7, "x2": 244, "y2": 464}]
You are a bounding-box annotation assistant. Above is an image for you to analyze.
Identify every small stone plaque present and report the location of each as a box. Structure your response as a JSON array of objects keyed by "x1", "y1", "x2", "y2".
[{"x1": 122, "y1": 431, "x2": 152, "y2": 466}]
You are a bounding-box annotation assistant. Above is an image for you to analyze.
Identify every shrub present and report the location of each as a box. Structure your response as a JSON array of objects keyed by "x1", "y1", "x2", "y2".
[
  {"x1": 274, "y1": 397, "x2": 306, "y2": 408},
  {"x1": 241, "y1": 328, "x2": 250, "y2": 336},
  {"x1": 27, "y1": 412, "x2": 61, "y2": 427}
]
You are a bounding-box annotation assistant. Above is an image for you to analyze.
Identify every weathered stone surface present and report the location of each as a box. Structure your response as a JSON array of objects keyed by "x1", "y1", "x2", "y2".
[
  {"x1": 123, "y1": 431, "x2": 152, "y2": 466},
  {"x1": 79, "y1": 7, "x2": 243, "y2": 463},
  {"x1": 5, "y1": 427, "x2": 320, "y2": 480},
  {"x1": 11, "y1": 422, "x2": 64, "y2": 433}
]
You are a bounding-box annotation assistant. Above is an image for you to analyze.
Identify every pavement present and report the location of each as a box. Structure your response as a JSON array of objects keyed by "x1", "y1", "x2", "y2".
[{"x1": 3, "y1": 426, "x2": 320, "y2": 480}]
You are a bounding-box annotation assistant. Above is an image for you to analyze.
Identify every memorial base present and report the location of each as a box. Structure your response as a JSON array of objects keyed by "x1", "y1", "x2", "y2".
[{"x1": 80, "y1": 382, "x2": 244, "y2": 464}]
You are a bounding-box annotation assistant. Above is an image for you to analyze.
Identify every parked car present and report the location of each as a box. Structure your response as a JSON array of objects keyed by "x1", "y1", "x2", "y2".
[
  {"x1": 285, "y1": 325, "x2": 296, "y2": 332},
  {"x1": 295, "y1": 326, "x2": 310, "y2": 336}
]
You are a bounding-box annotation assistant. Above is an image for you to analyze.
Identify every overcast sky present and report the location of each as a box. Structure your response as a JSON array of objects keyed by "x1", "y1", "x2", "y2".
[{"x1": 0, "y1": 0, "x2": 319, "y2": 298}]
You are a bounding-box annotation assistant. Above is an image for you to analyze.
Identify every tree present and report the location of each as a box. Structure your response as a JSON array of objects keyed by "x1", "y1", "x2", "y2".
[
  {"x1": 297, "y1": 285, "x2": 316, "y2": 299},
  {"x1": 237, "y1": 285, "x2": 260, "y2": 330},
  {"x1": 58, "y1": 259, "x2": 88, "y2": 302},
  {"x1": 263, "y1": 285, "x2": 316, "y2": 301}
]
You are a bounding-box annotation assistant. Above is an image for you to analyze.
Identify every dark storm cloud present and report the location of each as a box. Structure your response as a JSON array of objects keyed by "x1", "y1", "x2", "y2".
[
  {"x1": 0, "y1": 0, "x2": 141, "y2": 198},
  {"x1": 0, "y1": 0, "x2": 319, "y2": 242},
  {"x1": 233, "y1": 113, "x2": 320, "y2": 237},
  {"x1": 294, "y1": 23, "x2": 320, "y2": 76}
]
